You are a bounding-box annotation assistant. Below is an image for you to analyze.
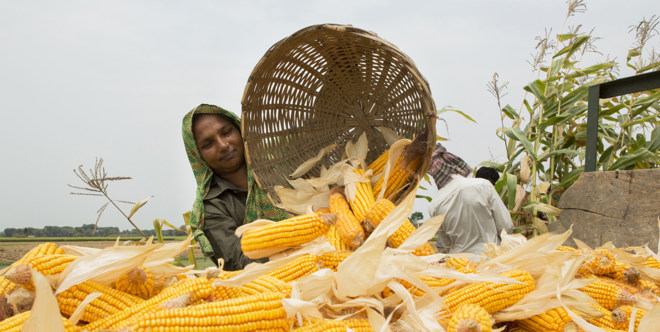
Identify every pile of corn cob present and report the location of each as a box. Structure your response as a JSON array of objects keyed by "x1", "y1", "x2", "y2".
[{"x1": 2, "y1": 138, "x2": 660, "y2": 331}]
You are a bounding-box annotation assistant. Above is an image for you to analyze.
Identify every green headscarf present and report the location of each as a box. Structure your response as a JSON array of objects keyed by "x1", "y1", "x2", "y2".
[{"x1": 182, "y1": 104, "x2": 289, "y2": 258}]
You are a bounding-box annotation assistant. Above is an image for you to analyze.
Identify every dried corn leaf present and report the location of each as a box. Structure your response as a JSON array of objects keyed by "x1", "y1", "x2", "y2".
[
  {"x1": 274, "y1": 185, "x2": 331, "y2": 215},
  {"x1": 56, "y1": 240, "x2": 162, "y2": 294},
  {"x1": 128, "y1": 196, "x2": 152, "y2": 219},
  {"x1": 638, "y1": 303, "x2": 660, "y2": 332},
  {"x1": 290, "y1": 143, "x2": 337, "y2": 179},
  {"x1": 60, "y1": 245, "x2": 101, "y2": 256},
  {"x1": 344, "y1": 168, "x2": 372, "y2": 201},
  {"x1": 22, "y1": 269, "x2": 65, "y2": 332},
  {"x1": 397, "y1": 213, "x2": 444, "y2": 252},
  {"x1": 377, "y1": 126, "x2": 403, "y2": 146},
  {"x1": 345, "y1": 132, "x2": 368, "y2": 170},
  {"x1": 68, "y1": 292, "x2": 102, "y2": 325},
  {"x1": 519, "y1": 154, "x2": 532, "y2": 184}
]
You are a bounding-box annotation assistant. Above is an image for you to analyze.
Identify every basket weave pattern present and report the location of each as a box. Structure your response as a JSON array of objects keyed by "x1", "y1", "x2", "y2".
[{"x1": 242, "y1": 24, "x2": 436, "y2": 205}]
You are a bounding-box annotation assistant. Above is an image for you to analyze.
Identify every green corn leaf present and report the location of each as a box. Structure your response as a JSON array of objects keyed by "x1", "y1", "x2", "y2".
[
  {"x1": 436, "y1": 106, "x2": 477, "y2": 123},
  {"x1": 565, "y1": 62, "x2": 616, "y2": 80},
  {"x1": 622, "y1": 114, "x2": 660, "y2": 128},
  {"x1": 502, "y1": 105, "x2": 519, "y2": 119},
  {"x1": 505, "y1": 173, "x2": 517, "y2": 209},
  {"x1": 649, "y1": 127, "x2": 660, "y2": 152},
  {"x1": 477, "y1": 161, "x2": 505, "y2": 173},
  {"x1": 524, "y1": 80, "x2": 547, "y2": 104},
  {"x1": 504, "y1": 127, "x2": 536, "y2": 159},
  {"x1": 548, "y1": 58, "x2": 564, "y2": 80},
  {"x1": 416, "y1": 195, "x2": 432, "y2": 203},
  {"x1": 522, "y1": 201, "x2": 562, "y2": 216},
  {"x1": 557, "y1": 33, "x2": 577, "y2": 42},
  {"x1": 554, "y1": 35, "x2": 589, "y2": 59},
  {"x1": 538, "y1": 148, "x2": 580, "y2": 161},
  {"x1": 607, "y1": 148, "x2": 654, "y2": 170},
  {"x1": 153, "y1": 219, "x2": 164, "y2": 243},
  {"x1": 557, "y1": 168, "x2": 583, "y2": 190}
]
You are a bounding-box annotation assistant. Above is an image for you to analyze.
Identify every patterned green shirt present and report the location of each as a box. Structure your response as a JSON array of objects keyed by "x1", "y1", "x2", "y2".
[{"x1": 182, "y1": 104, "x2": 289, "y2": 267}]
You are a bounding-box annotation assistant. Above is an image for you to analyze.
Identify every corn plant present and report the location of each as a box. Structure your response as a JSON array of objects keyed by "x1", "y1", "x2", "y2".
[{"x1": 482, "y1": 1, "x2": 659, "y2": 236}]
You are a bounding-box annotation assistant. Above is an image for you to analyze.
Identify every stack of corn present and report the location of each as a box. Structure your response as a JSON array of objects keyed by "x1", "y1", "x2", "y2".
[
  {"x1": 3, "y1": 140, "x2": 660, "y2": 331},
  {"x1": 3, "y1": 232, "x2": 660, "y2": 330}
]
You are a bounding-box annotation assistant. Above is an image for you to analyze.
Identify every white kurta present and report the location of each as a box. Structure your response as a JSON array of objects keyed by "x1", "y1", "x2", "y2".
[{"x1": 428, "y1": 175, "x2": 513, "y2": 255}]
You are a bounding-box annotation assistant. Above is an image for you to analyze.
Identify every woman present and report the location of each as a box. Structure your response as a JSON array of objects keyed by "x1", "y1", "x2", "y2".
[{"x1": 182, "y1": 104, "x2": 289, "y2": 270}]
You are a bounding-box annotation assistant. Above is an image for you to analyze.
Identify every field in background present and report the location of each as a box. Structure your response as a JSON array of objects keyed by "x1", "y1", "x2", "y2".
[{"x1": 0, "y1": 238, "x2": 214, "y2": 269}]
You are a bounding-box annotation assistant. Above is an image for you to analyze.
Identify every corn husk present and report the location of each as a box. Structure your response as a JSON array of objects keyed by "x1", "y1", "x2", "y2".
[
  {"x1": 639, "y1": 303, "x2": 660, "y2": 332},
  {"x1": 55, "y1": 235, "x2": 192, "y2": 294},
  {"x1": 345, "y1": 132, "x2": 368, "y2": 170},
  {"x1": 519, "y1": 155, "x2": 532, "y2": 184},
  {"x1": 290, "y1": 143, "x2": 337, "y2": 178},
  {"x1": 22, "y1": 269, "x2": 65, "y2": 332},
  {"x1": 377, "y1": 126, "x2": 403, "y2": 146},
  {"x1": 344, "y1": 168, "x2": 373, "y2": 202},
  {"x1": 68, "y1": 292, "x2": 101, "y2": 325}
]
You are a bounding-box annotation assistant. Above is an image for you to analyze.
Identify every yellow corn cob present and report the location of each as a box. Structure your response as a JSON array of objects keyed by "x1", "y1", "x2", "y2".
[
  {"x1": 580, "y1": 279, "x2": 636, "y2": 310},
  {"x1": 241, "y1": 213, "x2": 337, "y2": 253},
  {"x1": 292, "y1": 318, "x2": 373, "y2": 332},
  {"x1": 516, "y1": 307, "x2": 575, "y2": 332},
  {"x1": 57, "y1": 279, "x2": 145, "y2": 323},
  {"x1": 131, "y1": 292, "x2": 290, "y2": 332},
  {"x1": 447, "y1": 303, "x2": 492, "y2": 332},
  {"x1": 11, "y1": 243, "x2": 63, "y2": 269},
  {"x1": 5, "y1": 254, "x2": 78, "y2": 291},
  {"x1": 383, "y1": 275, "x2": 458, "y2": 298},
  {"x1": 588, "y1": 301, "x2": 624, "y2": 330},
  {"x1": 446, "y1": 257, "x2": 477, "y2": 270},
  {"x1": 638, "y1": 279, "x2": 660, "y2": 297},
  {"x1": 347, "y1": 169, "x2": 376, "y2": 223},
  {"x1": 238, "y1": 274, "x2": 292, "y2": 297},
  {"x1": 325, "y1": 223, "x2": 353, "y2": 251},
  {"x1": 319, "y1": 251, "x2": 352, "y2": 271},
  {"x1": 314, "y1": 208, "x2": 331, "y2": 215},
  {"x1": 556, "y1": 246, "x2": 577, "y2": 252},
  {"x1": 0, "y1": 276, "x2": 17, "y2": 297},
  {"x1": 366, "y1": 198, "x2": 436, "y2": 256},
  {"x1": 642, "y1": 256, "x2": 660, "y2": 269},
  {"x1": 211, "y1": 271, "x2": 246, "y2": 301},
  {"x1": 372, "y1": 138, "x2": 425, "y2": 201},
  {"x1": 612, "y1": 305, "x2": 646, "y2": 332},
  {"x1": 578, "y1": 249, "x2": 616, "y2": 276},
  {"x1": 0, "y1": 310, "x2": 82, "y2": 332},
  {"x1": 329, "y1": 187, "x2": 365, "y2": 248},
  {"x1": 442, "y1": 269, "x2": 535, "y2": 314},
  {"x1": 267, "y1": 254, "x2": 320, "y2": 283},
  {"x1": 367, "y1": 149, "x2": 389, "y2": 176},
  {"x1": 83, "y1": 276, "x2": 213, "y2": 331},
  {"x1": 115, "y1": 265, "x2": 154, "y2": 299}
]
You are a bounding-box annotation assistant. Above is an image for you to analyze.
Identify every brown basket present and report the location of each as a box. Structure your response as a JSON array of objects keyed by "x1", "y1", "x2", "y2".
[{"x1": 241, "y1": 24, "x2": 437, "y2": 206}]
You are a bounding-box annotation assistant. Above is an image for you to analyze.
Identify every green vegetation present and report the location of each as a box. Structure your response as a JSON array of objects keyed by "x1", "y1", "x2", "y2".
[{"x1": 481, "y1": 2, "x2": 659, "y2": 236}]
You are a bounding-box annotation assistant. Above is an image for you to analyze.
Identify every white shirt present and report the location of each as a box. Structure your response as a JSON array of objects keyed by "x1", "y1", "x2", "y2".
[{"x1": 428, "y1": 175, "x2": 513, "y2": 255}]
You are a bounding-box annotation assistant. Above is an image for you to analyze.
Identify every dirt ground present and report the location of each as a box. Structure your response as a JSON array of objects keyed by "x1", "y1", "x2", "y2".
[{"x1": 0, "y1": 241, "x2": 203, "y2": 264}]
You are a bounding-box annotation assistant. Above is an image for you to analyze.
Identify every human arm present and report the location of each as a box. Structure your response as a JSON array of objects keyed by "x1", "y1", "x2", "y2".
[{"x1": 203, "y1": 211, "x2": 262, "y2": 270}]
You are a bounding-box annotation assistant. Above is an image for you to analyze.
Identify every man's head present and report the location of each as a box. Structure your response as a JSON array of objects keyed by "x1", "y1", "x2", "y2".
[{"x1": 475, "y1": 166, "x2": 499, "y2": 185}]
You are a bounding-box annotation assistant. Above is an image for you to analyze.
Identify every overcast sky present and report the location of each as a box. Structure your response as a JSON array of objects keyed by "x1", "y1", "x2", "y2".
[{"x1": 1, "y1": 1, "x2": 657, "y2": 233}]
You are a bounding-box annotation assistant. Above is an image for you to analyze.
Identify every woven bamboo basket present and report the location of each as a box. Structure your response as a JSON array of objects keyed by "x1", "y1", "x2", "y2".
[{"x1": 241, "y1": 24, "x2": 437, "y2": 206}]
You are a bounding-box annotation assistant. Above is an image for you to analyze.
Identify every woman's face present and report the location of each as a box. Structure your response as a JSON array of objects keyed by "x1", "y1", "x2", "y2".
[{"x1": 192, "y1": 114, "x2": 245, "y2": 175}]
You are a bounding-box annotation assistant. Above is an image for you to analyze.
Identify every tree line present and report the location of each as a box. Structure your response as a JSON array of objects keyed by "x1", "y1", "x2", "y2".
[{"x1": 1, "y1": 224, "x2": 185, "y2": 238}]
